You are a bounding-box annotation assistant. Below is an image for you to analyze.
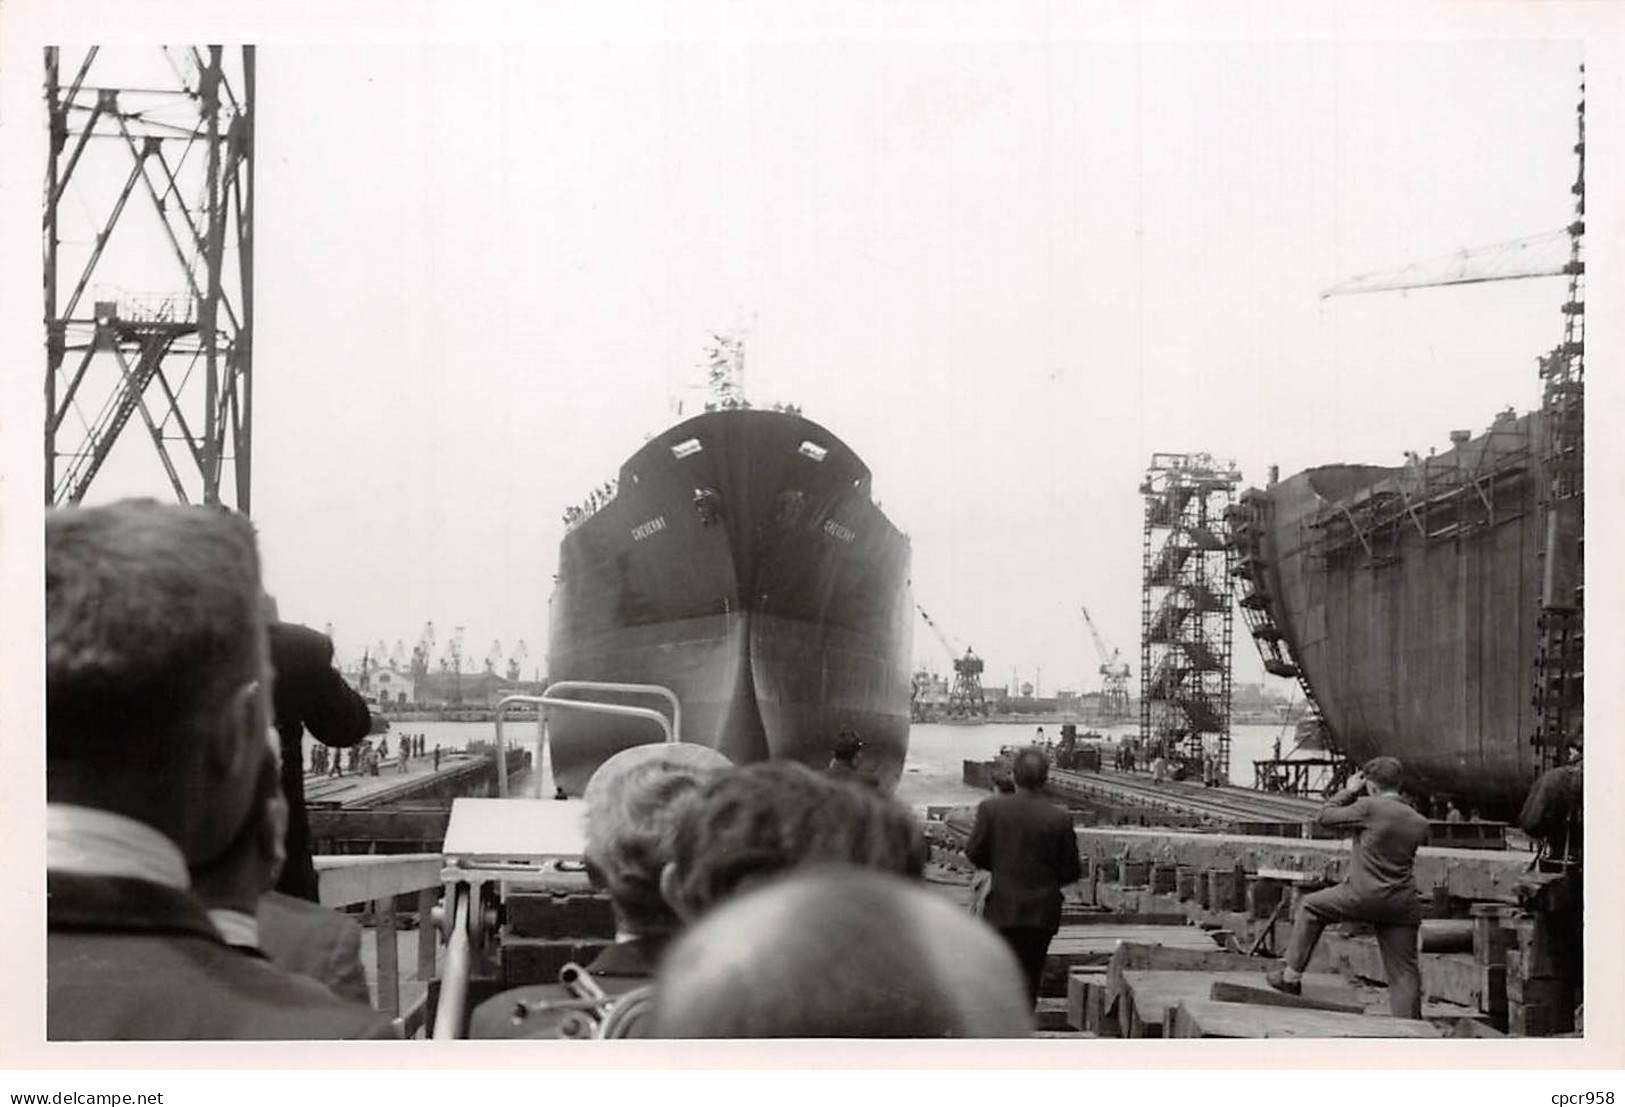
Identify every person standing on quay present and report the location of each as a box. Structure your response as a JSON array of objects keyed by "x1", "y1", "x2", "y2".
[
  {"x1": 965, "y1": 746, "x2": 1082, "y2": 1005},
  {"x1": 1266, "y1": 756, "x2": 1430, "y2": 1018},
  {"x1": 267, "y1": 618, "x2": 373, "y2": 903}
]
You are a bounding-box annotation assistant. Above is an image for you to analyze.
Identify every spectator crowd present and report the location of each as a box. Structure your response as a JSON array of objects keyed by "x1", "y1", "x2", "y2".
[
  {"x1": 44, "y1": 498, "x2": 1048, "y2": 1041},
  {"x1": 43, "y1": 497, "x2": 1167, "y2": 1041}
]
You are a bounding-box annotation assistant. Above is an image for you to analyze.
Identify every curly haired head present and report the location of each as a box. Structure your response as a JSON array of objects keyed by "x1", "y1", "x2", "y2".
[{"x1": 664, "y1": 761, "x2": 925, "y2": 919}]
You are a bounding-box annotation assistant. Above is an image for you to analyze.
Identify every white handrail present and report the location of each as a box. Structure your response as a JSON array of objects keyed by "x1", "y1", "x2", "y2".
[
  {"x1": 543, "y1": 681, "x2": 682, "y2": 745},
  {"x1": 431, "y1": 888, "x2": 471, "y2": 1040},
  {"x1": 493, "y1": 684, "x2": 681, "y2": 797}
]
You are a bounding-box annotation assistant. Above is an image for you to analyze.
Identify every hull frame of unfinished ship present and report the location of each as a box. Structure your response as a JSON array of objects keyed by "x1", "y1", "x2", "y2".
[{"x1": 1232, "y1": 408, "x2": 1565, "y2": 816}]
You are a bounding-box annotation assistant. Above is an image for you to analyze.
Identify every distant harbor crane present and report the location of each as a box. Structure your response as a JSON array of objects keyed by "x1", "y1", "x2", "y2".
[
  {"x1": 915, "y1": 604, "x2": 987, "y2": 718},
  {"x1": 410, "y1": 622, "x2": 436, "y2": 679},
  {"x1": 507, "y1": 640, "x2": 529, "y2": 682},
  {"x1": 1079, "y1": 604, "x2": 1132, "y2": 719}
]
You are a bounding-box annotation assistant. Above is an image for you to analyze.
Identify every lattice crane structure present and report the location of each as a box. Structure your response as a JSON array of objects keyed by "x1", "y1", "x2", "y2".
[
  {"x1": 915, "y1": 604, "x2": 988, "y2": 718},
  {"x1": 1532, "y1": 69, "x2": 1586, "y2": 773},
  {"x1": 1079, "y1": 604, "x2": 1131, "y2": 719},
  {"x1": 1140, "y1": 453, "x2": 1241, "y2": 780},
  {"x1": 44, "y1": 47, "x2": 256, "y2": 511}
]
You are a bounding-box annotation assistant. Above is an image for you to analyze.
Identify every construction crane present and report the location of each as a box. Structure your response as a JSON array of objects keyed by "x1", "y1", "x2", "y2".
[
  {"x1": 1080, "y1": 604, "x2": 1132, "y2": 719},
  {"x1": 915, "y1": 604, "x2": 987, "y2": 718},
  {"x1": 1321, "y1": 228, "x2": 1574, "y2": 298},
  {"x1": 411, "y1": 622, "x2": 436, "y2": 679},
  {"x1": 507, "y1": 640, "x2": 529, "y2": 683}
]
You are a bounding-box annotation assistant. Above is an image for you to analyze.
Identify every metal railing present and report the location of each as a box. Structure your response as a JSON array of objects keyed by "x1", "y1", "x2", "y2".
[{"x1": 493, "y1": 682, "x2": 681, "y2": 797}]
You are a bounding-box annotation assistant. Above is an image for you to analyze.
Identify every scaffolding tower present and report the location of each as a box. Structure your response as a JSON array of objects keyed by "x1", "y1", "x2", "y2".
[
  {"x1": 44, "y1": 47, "x2": 256, "y2": 511},
  {"x1": 1532, "y1": 66, "x2": 1586, "y2": 773},
  {"x1": 1140, "y1": 453, "x2": 1240, "y2": 781}
]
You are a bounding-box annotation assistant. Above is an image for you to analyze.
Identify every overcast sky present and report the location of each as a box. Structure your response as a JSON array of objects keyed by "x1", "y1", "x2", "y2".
[{"x1": 19, "y1": 25, "x2": 1589, "y2": 695}]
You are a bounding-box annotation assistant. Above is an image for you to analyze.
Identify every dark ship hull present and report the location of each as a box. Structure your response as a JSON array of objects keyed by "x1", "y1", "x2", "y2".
[
  {"x1": 546, "y1": 409, "x2": 913, "y2": 795},
  {"x1": 1231, "y1": 410, "x2": 1559, "y2": 812}
]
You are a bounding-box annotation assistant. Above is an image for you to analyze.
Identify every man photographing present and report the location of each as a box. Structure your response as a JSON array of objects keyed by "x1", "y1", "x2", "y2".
[{"x1": 1267, "y1": 756, "x2": 1430, "y2": 1018}]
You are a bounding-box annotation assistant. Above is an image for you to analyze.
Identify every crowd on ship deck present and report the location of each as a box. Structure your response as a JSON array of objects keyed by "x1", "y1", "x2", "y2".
[
  {"x1": 562, "y1": 478, "x2": 619, "y2": 527},
  {"x1": 50, "y1": 497, "x2": 1541, "y2": 1041}
]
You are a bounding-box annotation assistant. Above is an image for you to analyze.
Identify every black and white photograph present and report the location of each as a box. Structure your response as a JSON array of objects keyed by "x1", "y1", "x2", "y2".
[{"x1": 1, "y1": 0, "x2": 1621, "y2": 1093}]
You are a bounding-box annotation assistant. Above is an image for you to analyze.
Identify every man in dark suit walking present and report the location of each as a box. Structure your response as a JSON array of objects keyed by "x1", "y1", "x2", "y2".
[
  {"x1": 965, "y1": 746, "x2": 1082, "y2": 1004},
  {"x1": 267, "y1": 617, "x2": 374, "y2": 902},
  {"x1": 45, "y1": 499, "x2": 395, "y2": 1039}
]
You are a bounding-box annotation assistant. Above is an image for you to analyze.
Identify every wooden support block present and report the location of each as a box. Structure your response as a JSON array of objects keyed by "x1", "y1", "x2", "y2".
[
  {"x1": 1477, "y1": 964, "x2": 1508, "y2": 1018},
  {"x1": 1117, "y1": 970, "x2": 1359, "y2": 1039},
  {"x1": 1471, "y1": 903, "x2": 1516, "y2": 965},
  {"x1": 1506, "y1": 968, "x2": 1571, "y2": 1010},
  {"x1": 1066, "y1": 970, "x2": 1106, "y2": 1030},
  {"x1": 1509, "y1": 1000, "x2": 1572, "y2": 1038},
  {"x1": 1175, "y1": 867, "x2": 1198, "y2": 901},
  {"x1": 1168, "y1": 999, "x2": 1443, "y2": 1039},
  {"x1": 1419, "y1": 919, "x2": 1474, "y2": 954},
  {"x1": 1247, "y1": 876, "x2": 1286, "y2": 920},
  {"x1": 1104, "y1": 940, "x2": 1262, "y2": 1014},
  {"x1": 1209, "y1": 980, "x2": 1365, "y2": 1015},
  {"x1": 1214, "y1": 867, "x2": 1248, "y2": 912},
  {"x1": 1086, "y1": 981, "x2": 1116, "y2": 1036},
  {"x1": 1512, "y1": 915, "x2": 1570, "y2": 979},
  {"x1": 1035, "y1": 998, "x2": 1073, "y2": 1031}
]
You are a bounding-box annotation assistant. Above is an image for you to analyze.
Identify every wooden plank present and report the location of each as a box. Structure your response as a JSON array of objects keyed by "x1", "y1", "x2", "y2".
[
  {"x1": 1121, "y1": 970, "x2": 1359, "y2": 1038},
  {"x1": 1074, "y1": 826, "x2": 1554, "y2": 904},
  {"x1": 315, "y1": 853, "x2": 444, "y2": 909},
  {"x1": 374, "y1": 897, "x2": 400, "y2": 1017},
  {"x1": 1210, "y1": 980, "x2": 1365, "y2": 1015},
  {"x1": 1169, "y1": 999, "x2": 1443, "y2": 1039},
  {"x1": 1104, "y1": 940, "x2": 1265, "y2": 1016},
  {"x1": 415, "y1": 887, "x2": 438, "y2": 982},
  {"x1": 1061, "y1": 911, "x2": 1190, "y2": 926}
]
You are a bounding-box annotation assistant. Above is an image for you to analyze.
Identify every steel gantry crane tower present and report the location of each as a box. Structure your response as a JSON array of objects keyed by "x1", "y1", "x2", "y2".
[
  {"x1": 1140, "y1": 453, "x2": 1241, "y2": 780},
  {"x1": 1079, "y1": 604, "x2": 1131, "y2": 719},
  {"x1": 915, "y1": 604, "x2": 988, "y2": 718},
  {"x1": 44, "y1": 47, "x2": 256, "y2": 511}
]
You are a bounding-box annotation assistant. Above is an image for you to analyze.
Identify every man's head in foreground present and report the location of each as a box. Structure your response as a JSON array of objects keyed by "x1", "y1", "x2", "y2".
[
  {"x1": 660, "y1": 761, "x2": 925, "y2": 921},
  {"x1": 581, "y1": 741, "x2": 732, "y2": 939},
  {"x1": 1011, "y1": 746, "x2": 1049, "y2": 792},
  {"x1": 46, "y1": 499, "x2": 274, "y2": 865},
  {"x1": 1360, "y1": 756, "x2": 1404, "y2": 795},
  {"x1": 652, "y1": 866, "x2": 1034, "y2": 1037}
]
